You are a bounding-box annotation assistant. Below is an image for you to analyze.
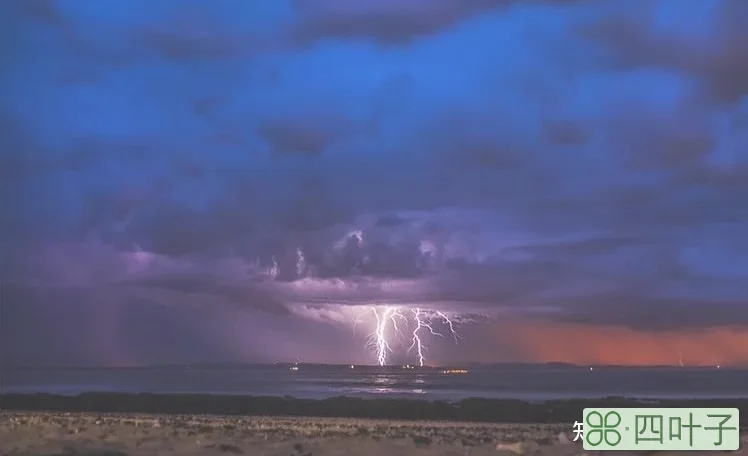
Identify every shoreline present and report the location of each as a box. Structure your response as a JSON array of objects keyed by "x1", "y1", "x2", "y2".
[{"x1": 3, "y1": 392, "x2": 747, "y2": 426}]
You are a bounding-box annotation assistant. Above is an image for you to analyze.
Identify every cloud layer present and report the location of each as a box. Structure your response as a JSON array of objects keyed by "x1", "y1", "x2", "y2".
[{"x1": 2, "y1": 0, "x2": 747, "y2": 366}]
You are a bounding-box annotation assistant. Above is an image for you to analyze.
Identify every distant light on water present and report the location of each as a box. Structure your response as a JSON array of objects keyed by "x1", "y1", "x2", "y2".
[
  {"x1": 7, "y1": 364, "x2": 748, "y2": 401},
  {"x1": 441, "y1": 368, "x2": 468, "y2": 374}
]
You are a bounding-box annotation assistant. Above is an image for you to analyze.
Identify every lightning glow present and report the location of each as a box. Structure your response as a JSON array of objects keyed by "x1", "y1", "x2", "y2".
[
  {"x1": 409, "y1": 308, "x2": 431, "y2": 367},
  {"x1": 367, "y1": 306, "x2": 460, "y2": 367},
  {"x1": 436, "y1": 311, "x2": 460, "y2": 342},
  {"x1": 296, "y1": 247, "x2": 306, "y2": 276},
  {"x1": 269, "y1": 255, "x2": 279, "y2": 279},
  {"x1": 370, "y1": 306, "x2": 398, "y2": 366}
]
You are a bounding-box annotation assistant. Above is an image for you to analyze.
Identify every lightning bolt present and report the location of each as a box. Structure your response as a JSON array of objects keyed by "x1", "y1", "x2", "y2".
[
  {"x1": 409, "y1": 309, "x2": 427, "y2": 367},
  {"x1": 436, "y1": 311, "x2": 459, "y2": 343},
  {"x1": 371, "y1": 307, "x2": 393, "y2": 366},
  {"x1": 409, "y1": 308, "x2": 446, "y2": 366},
  {"x1": 368, "y1": 306, "x2": 410, "y2": 366},
  {"x1": 367, "y1": 306, "x2": 459, "y2": 367}
]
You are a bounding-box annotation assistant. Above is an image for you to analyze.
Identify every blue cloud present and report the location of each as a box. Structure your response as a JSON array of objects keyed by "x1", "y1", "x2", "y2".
[{"x1": 2, "y1": 0, "x2": 747, "y2": 364}]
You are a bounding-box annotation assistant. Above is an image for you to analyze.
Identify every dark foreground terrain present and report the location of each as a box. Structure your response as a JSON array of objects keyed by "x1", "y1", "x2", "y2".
[
  {"x1": 1, "y1": 411, "x2": 746, "y2": 456},
  {"x1": 2, "y1": 393, "x2": 748, "y2": 424},
  {"x1": 1, "y1": 394, "x2": 746, "y2": 455}
]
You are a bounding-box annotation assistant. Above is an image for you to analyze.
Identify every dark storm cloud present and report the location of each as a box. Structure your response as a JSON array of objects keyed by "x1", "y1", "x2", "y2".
[
  {"x1": 289, "y1": 0, "x2": 587, "y2": 45},
  {"x1": 2, "y1": 0, "x2": 748, "y2": 365},
  {"x1": 138, "y1": 28, "x2": 248, "y2": 61},
  {"x1": 258, "y1": 114, "x2": 347, "y2": 156},
  {"x1": 21, "y1": 0, "x2": 65, "y2": 25},
  {"x1": 113, "y1": 275, "x2": 290, "y2": 315},
  {"x1": 556, "y1": 293, "x2": 748, "y2": 331},
  {"x1": 580, "y1": 0, "x2": 748, "y2": 104},
  {"x1": 604, "y1": 101, "x2": 716, "y2": 171},
  {"x1": 542, "y1": 119, "x2": 589, "y2": 146},
  {"x1": 289, "y1": 0, "x2": 492, "y2": 45}
]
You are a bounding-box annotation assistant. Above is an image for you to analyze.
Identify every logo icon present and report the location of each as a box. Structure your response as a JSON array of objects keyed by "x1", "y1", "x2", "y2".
[
  {"x1": 585, "y1": 410, "x2": 622, "y2": 447},
  {"x1": 581, "y1": 408, "x2": 739, "y2": 451}
]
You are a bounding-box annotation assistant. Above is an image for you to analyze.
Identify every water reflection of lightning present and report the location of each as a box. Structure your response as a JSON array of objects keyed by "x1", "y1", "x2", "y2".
[{"x1": 367, "y1": 306, "x2": 459, "y2": 367}]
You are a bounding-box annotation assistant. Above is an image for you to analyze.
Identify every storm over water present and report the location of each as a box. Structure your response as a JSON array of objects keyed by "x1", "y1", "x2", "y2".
[{"x1": 5, "y1": 364, "x2": 748, "y2": 401}]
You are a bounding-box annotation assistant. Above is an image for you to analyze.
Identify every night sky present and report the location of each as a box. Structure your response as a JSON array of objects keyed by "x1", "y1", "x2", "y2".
[{"x1": 2, "y1": 0, "x2": 748, "y2": 367}]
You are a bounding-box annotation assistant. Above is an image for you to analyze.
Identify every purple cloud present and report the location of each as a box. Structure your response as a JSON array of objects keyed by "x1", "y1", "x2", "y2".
[{"x1": 2, "y1": 0, "x2": 747, "y2": 366}]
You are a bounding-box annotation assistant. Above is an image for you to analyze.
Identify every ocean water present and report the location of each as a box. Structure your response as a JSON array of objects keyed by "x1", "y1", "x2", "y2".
[{"x1": 4, "y1": 364, "x2": 748, "y2": 401}]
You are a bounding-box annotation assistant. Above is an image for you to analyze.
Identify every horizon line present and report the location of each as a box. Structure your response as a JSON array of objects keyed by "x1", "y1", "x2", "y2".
[{"x1": 3, "y1": 361, "x2": 742, "y2": 370}]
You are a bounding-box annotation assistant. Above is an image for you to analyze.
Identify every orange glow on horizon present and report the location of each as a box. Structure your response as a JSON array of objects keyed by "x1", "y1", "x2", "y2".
[{"x1": 496, "y1": 320, "x2": 748, "y2": 366}]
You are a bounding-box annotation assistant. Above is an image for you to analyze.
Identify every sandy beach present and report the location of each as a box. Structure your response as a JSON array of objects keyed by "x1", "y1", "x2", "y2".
[
  {"x1": 2, "y1": 394, "x2": 747, "y2": 455},
  {"x1": 0, "y1": 411, "x2": 745, "y2": 456},
  {"x1": 0, "y1": 411, "x2": 580, "y2": 456}
]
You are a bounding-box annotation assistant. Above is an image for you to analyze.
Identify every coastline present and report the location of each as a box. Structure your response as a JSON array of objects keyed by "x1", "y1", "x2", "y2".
[{"x1": 2, "y1": 392, "x2": 747, "y2": 425}]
